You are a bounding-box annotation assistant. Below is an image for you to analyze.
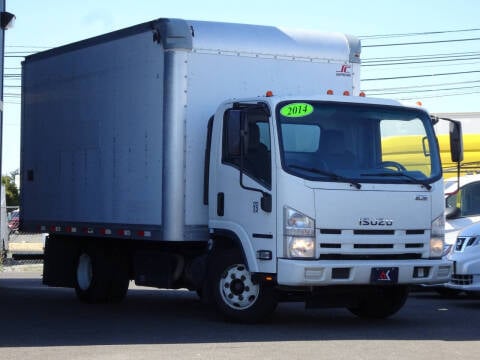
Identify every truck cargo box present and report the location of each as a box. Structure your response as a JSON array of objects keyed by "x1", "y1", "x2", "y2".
[{"x1": 21, "y1": 18, "x2": 360, "y2": 241}]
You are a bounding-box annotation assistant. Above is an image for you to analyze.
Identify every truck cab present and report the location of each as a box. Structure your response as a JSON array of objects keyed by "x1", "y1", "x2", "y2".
[{"x1": 206, "y1": 94, "x2": 453, "y2": 321}]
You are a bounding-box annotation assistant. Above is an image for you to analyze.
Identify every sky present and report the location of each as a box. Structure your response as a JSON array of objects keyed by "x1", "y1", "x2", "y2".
[{"x1": 2, "y1": 0, "x2": 480, "y2": 174}]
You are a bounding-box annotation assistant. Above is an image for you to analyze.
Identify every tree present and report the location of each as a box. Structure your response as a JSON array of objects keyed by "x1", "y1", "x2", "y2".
[{"x1": 1, "y1": 169, "x2": 20, "y2": 206}]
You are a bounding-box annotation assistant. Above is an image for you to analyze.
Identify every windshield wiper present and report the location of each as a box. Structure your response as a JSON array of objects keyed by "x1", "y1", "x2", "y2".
[
  {"x1": 361, "y1": 171, "x2": 432, "y2": 190},
  {"x1": 289, "y1": 164, "x2": 361, "y2": 189}
]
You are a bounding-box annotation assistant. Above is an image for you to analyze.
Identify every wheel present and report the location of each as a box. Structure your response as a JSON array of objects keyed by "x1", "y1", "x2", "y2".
[
  {"x1": 75, "y1": 245, "x2": 129, "y2": 303},
  {"x1": 75, "y1": 248, "x2": 109, "y2": 303},
  {"x1": 348, "y1": 286, "x2": 409, "y2": 319},
  {"x1": 208, "y1": 249, "x2": 277, "y2": 323},
  {"x1": 381, "y1": 161, "x2": 407, "y2": 172},
  {"x1": 107, "y1": 249, "x2": 130, "y2": 303}
]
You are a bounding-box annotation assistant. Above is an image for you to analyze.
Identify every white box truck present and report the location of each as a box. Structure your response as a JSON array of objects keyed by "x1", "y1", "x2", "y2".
[{"x1": 20, "y1": 18, "x2": 461, "y2": 322}]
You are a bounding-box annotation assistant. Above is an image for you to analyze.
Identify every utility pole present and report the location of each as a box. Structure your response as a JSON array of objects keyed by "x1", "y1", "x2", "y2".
[{"x1": 0, "y1": 0, "x2": 16, "y2": 177}]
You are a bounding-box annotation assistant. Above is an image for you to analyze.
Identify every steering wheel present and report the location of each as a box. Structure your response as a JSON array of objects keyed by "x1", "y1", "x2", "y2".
[{"x1": 381, "y1": 161, "x2": 407, "y2": 172}]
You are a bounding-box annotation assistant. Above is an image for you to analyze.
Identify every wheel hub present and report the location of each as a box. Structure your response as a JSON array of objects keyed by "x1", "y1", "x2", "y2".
[{"x1": 219, "y1": 264, "x2": 259, "y2": 310}]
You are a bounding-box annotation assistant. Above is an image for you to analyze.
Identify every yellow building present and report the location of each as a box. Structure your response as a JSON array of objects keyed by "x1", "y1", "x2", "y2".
[
  {"x1": 381, "y1": 112, "x2": 480, "y2": 179},
  {"x1": 434, "y1": 112, "x2": 480, "y2": 178}
]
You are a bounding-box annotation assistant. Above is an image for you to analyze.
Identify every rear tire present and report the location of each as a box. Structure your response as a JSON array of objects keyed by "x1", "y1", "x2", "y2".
[
  {"x1": 74, "y1": 245, "x2": 129, "y2": 303},
  {"x1": 208, "y1": 249, "x2": 277, "y2": 323},
  {"x1": 75, "y1": 247, "x2": 109, "y2": 303},
  {"x1": 107, "y1": 249, "x2": 130, "y2": 303},
  {"x1": 348, "y1": 286, "x2": 409, "y2": 319}
]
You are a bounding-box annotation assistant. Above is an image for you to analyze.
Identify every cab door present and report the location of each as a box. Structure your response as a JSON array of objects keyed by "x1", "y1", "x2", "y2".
[{"x1": 208, "y1": 104, "x2": 276, "y2": 274}]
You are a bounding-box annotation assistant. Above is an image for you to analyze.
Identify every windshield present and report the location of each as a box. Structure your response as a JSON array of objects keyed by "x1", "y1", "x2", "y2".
[{"x1": 276, "y1": 101, "x2": 441, "y2": 184}]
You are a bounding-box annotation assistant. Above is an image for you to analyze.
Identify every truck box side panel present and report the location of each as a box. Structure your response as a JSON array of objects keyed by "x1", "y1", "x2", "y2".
[
  {"x1": 21, "y1": 18, "x2": 360, "y2": 240},
  {"x1": 21, "y1": 30, "x2": 165, "y2": 227}
]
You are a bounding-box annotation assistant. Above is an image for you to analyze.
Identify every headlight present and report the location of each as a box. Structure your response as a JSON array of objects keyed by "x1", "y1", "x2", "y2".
[
  {"x1": 287, "y1": 237, "x2": 315, "y2": 258},
  {"x1": 284, "y1": 207, "x2": 315, "y2": 258},
  {"x1": 430, "y1": 215, "x2": 445, "y2": 258},
  {"x1": 470, "y1": 236, "x2": 480, "y2": 246}
]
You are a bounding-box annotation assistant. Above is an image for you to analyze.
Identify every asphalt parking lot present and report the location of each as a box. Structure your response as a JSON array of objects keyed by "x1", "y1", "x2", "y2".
[{"x1": 1, "y1": 264, "x2": 480, "y2": 360}]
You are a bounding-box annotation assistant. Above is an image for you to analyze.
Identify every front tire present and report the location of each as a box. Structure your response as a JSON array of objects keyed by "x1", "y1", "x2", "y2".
[
  {"x1": 208, "y1": 249, "x2": 277, "y2": 323},
  {"x1": 348, "y1": 286, "x2": 409, "y2": 319}
]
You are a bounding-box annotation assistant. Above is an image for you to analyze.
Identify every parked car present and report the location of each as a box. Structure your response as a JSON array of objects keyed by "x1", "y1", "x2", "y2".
[
  {"x1": 7, "y1": 209, "x2": 20, "y2": 232},
  {"x1": 444, "y1": 221, "x2": 480, "y2": 295},
  {"x1": 444, "y1": 173, "x2": 480, "y2": 253}
]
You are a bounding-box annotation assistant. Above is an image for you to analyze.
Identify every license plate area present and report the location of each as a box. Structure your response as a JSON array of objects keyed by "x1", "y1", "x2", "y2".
[{"x1": 370, "y1": 267, "x2": 399, "y2": 284}]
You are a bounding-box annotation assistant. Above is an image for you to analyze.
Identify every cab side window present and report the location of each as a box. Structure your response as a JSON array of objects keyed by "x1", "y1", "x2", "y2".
[
  {"x1": 460, "y1": 181, "x2": 480, "y2": 216},
  {"x1": 222, "y1": 109, "x2": 271, "y2": 188}
]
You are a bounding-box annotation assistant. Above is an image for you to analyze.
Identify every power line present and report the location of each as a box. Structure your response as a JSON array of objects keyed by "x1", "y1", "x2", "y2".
[
  {"x1": 363, "y1": 79, "x2": 480, "y2": 92},
  {"x1": 399, "y1": 89, "x2": 480, "y2": 100},
  {"x1": 362, "y1": 51, "x2": 480, "y2": 64},
  {"x1": 364, "y1": 51, "x2": 480, "y2": 62},
  {"x1": 366, "y1": 85, "x2": 480, "y2": 96},
  {"x1": 363, "y1": 37, "x2": 480, "y2": 48},
  {"x1": 362, "y1": 56, "x2": 480, "y2": 67},
  {"x1": 6, "y1": 45, "x2": 50, "y2": 49},
  {"x1": 359, "y1": 28, "x2": 480, "y2": 39},
  {"x1": 362, "y1": 70, "x2": 480, "y2": 81}
]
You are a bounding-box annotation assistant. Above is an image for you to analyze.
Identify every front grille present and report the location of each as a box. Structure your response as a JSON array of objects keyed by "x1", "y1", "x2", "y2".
[
  {"x1": 319, "y1": 253, "x2": 422, "y2": 260},
  {"x1": 406, "y1": 230, "x2": 425, "y2": 235},
  {"x1": 320, "y1": 243, "x2": 341, "y2": 249},
  {"x1": 405, "y1": 243, "x2": 424, "y2": 248},
  {"x1": 317, "y1": 228, "x2": 427, "y2": 260},
  {"x1": 320, "y1": 229, "x2": 342, "y2": 234},
  {"x1": 353, "y1": 230, "x2": 395, "y2": 235},
  {"x1": 353, "y1": 244, "x2": 393, "y2": 249},
  {"x1": 451, "y1": 274, "x2": 473, "y2": 285}
]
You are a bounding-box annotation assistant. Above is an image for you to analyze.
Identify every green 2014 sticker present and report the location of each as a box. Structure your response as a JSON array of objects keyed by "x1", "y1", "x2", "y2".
[{"x1": 280, "y1": 103, "x2": 314, "y2": 118}]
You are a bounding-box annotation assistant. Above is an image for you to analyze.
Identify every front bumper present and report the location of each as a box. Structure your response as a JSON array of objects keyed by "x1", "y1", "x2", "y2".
[
  {"x1": 445, "y1": 274, "x2": 480, "y2": 292},
  {"x1": 444, "y1": 251, "x2": 480, "y2": 291},
  {"x1": 277, "y1": 258, "x2": 452, "y2": 286}
]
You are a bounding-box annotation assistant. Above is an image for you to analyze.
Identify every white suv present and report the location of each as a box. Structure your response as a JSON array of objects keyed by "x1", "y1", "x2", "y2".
[
  {"x1": 445, "y1": 221, "x2": 480, "y2": 294},
  {"x1": 444, "y1": 174, "x2": 480, "y2": 251}
]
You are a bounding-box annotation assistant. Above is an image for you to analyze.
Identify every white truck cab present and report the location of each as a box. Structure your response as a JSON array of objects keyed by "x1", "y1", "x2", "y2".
[{"x1": 205, "y1": 94, "x2": 455, "y2": 320}]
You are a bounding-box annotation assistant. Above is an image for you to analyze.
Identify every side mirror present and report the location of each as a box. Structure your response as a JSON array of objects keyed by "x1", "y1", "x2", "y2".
[
  {"x1": 445, "y1": 206, "x2": 460, "y2": 219},
  {"x1": 449, "y1": 120, "x2": 463, "y2": 163}
]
